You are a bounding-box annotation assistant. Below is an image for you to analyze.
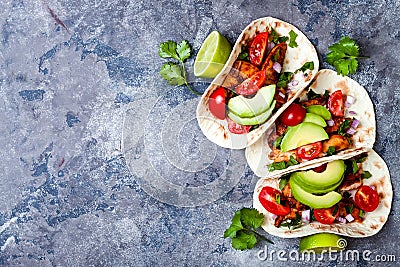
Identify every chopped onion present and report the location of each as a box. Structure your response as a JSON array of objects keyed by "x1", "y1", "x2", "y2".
[
  {"x1": 349, "y1": 110, "x2": 357, "y2": 116},
  {"x1": 345, "y1": 214, "x2": 355, "y2": 222},
  {"x1": 273, "y1": 62, "x2": 282, "y2": 73},
  {"x1": 369, "y1": 185, "x2": 376, "y2": 190},
  {"x1": 267, "y1": 42, "x2": 275, "y2": 53},
  {"x1": 327, "y1": 119, "x2": 335, "y2": 127},
  {"x1": 278, "y1": 91, "x2": 286, "y2": 99},
  {"x1": 288, "y1": 80, "x2": 299, "y2": 87},
  {"x1": 351, "y1": 119, "x2": 360, "y2": 128},
  {"x1": 271, "y1": 214, "x2": 278, "y2": 220},
  {"x1": 336, "y1": 216, "x2": 347, "y2": 224},
  {"x1": 346, "y1": 95, "x2": 355, "y2": 104},
  {"x1": 346, "y1": 127, "x2": 357, "y2": 135},
  {"x1": 302, "y1": 210, "x2": 310, "y2": 222}
]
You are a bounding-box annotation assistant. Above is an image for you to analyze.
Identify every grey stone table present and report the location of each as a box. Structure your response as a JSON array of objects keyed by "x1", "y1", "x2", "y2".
[{"x1": 0, "y1": 0, "x2": 399, "y2": 266}]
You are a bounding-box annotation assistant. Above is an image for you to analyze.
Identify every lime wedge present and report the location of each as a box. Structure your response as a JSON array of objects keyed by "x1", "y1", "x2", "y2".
[
  {"x1": 194, "y1": 31, "x2": 232, "y2": 78},
  {"x1": 299, "y1": 233, "x2": 347, "y2": 254}
]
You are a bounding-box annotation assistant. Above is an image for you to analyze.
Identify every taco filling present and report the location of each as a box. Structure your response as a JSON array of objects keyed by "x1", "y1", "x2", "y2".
[
  {"x1": 267, "y1": 88, "x2": 360, "y2": 171},
  {"x1": 208, "y1": 29, "x2": 315, "y2": 135},
  {"x1": 258, "y1": 153, "x2": 379, "y2": 229}
]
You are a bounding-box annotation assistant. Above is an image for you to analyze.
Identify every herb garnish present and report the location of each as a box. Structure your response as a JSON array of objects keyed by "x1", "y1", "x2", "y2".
[
  {"x1": 270, "y1": 28, "x2": 288, "y2": 44},
  {"x1": 326, "y1": 146, "x2": 336, "y2": 156},
  {"x1": 238, "y1": 46, "x2": 249, "y2": 60},
  {"x1": 277, "y1": 72, "x2": 294, "y2": 88},
  {"x1": 273, "y1": 135, "x2": 284, "y2": 148},
  {"x1": 288, "y1": 30, "x2": 298, "y2": 48},
  {"x1": 338, "y1": 118, "x2": 352, "y2": 136},
  {"x1": 361, "y1": 171, "x2": 372, "y2": 179},
  {"x1": 280, "y1": 212, "x2": 302, "y2": 230},
  {"x1": 224, "y1": 208, "x2": 273, "y2": 250},
  {"x1": 158, "y1": 40, "x2": 200, "y2": 95},
  {"x1": 268, "y1": 156, "x2": 299, "y2": 171},
  {"x1": 326, "y1": 36, "x2": 368, "y2": 76}
]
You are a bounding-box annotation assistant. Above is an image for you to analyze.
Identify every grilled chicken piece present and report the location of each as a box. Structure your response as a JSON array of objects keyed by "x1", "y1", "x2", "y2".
[
  {"x1": 340, "y1": 172, "x2": 362, "y2": 191},
  {"x1": 268, "y1": 148, "x2": 297, "y2": 162},
  {"x1": 274, "y1": 87, "x2": 287, "y2": 109},
  {"x1": 262, "y1": 43, "x2": 287, "y2": 85},
  {"x1": 300, "y1": 97, "x2": 327, "y2": 108},
  {"x1": 281, "y1": 182, "x2": 292, "y2": 198},
  {"x1": 322, "y1": 134, "x2": 350, "y2": 153},
  {"x1": 221, "y1": 60, "x2": 259, "y2": 90}
]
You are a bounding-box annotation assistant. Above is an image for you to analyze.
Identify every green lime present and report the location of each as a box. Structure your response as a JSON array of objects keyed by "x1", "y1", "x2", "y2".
[
  {"x1": 194, "y1": 31, "x2": 232, "y2": 78},
  {"x1": 299, "y1": 233, "x2": 347, "y2": 254}
]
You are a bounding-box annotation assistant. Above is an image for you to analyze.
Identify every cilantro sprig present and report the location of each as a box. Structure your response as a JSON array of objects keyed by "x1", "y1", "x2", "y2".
[
  {"x1": 326, "y1": 36, "x2": 368, "y2": 76},
  {"x1": 224, "y1": 208, "x2": 273, "y2": 250},
  {"x1": 158, "y1": 40, "x2": 200, "y2": 95}
]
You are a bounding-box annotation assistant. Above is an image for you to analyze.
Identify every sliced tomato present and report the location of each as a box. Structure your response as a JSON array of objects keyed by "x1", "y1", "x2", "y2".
[
  {"x1": 354, "y1": 185, "x2": 379, "y2": 212},
  {"x1": 296, "y1": 141, "x2": 323, "y2": 161},
  {"x1": 328, "y1": 90, "x2": 344, "y2": 117},
  {"x1": 279, "y1": 103, "x2": 306, "y2": 126},
  {"x1": 235, "y1": 70, "x2": 266, "y2": 96},
  {"x1": 226, "y1": 117, "x2": 251, "y2": 134},
  {"x1": 313, "y1": 163, "x2": 327, "y2": 173},
  {"x1": 314, "y1": 206, "x2": 339, "y2": 224},
  {"x1": 249, "y1": 32, "x2": 269, "y2": 66},
  {"x1": 258, "y1": 186, "x2": 290, "y2": 215},
  {"x1": 209, "y1": 87, "x2": 226, "y2": 120}
]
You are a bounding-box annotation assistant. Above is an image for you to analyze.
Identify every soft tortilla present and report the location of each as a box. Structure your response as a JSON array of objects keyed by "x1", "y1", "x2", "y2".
[
  {"x1": 196, "y1": 17, "x2": 319, "y2": 149},
  {"x1": 246, "y1": 69, "x2": 376, "y2": 177},
  {"x1": 253, "y1": 149, "x2": 392, "y2": 238}
]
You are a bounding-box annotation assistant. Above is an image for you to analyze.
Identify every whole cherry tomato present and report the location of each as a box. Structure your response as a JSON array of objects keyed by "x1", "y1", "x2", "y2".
[
  {"x1": 209, "y1": 87, "x2": 226, "y2": 120},
  {"x1": 279, "y1": 103, "x2": 306, "y2": 126}
]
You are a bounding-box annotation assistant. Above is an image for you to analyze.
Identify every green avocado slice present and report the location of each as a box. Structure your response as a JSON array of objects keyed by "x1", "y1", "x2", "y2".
[
  {"x1": 290, "y1": 173, "x2": 344, "y2": 194},
  {"x1": 303, "y1": 113, "x2": 327, "y2": 127},
  {"x1": 227, "y1": 100, "x2": 276, "y2": 126},
  {"x1": 289, "y1": 178, "x2": 342, "y2": 209},
  {"x1": 228, "y1": 84, "x2": 276, "y2": 118},
  {"x1": 280, "y1": 122, "x2": 329, "y2": 152},
  {"x1": 306, "y1": 105, "x2": 331, "y2": 120}
]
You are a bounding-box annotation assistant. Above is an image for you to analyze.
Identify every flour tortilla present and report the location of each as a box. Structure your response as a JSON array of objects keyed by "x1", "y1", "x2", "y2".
[
  {"x1": 253, "y1": 150, "x2": 392, "y2": 238},
  {"x1": 246, "y1": 69, "x2": 376, "y2": 177},
  {"x1": 196, "y1": 17, "x2": 319, "y2": 149}
]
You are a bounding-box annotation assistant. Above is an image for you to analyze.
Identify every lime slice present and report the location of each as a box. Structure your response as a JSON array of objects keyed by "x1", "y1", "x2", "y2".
[
  {"x1": 299, "y1": 233, "x2": 347, "y2": 254},
  {"x1": 194, "y1": 31, "x2": 232, "y2": 78}
]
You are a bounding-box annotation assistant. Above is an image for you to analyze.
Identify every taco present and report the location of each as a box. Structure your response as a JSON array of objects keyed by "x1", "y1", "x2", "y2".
[
  {"x1": 246, "y1": 69, "x2": 376, "y2": 177},
  {"x1": 253, "y1": 150, "x2": 392, "y2": 238},
  {"x1": 196, "y1": 17, "x2": 319, "y2": 149}
]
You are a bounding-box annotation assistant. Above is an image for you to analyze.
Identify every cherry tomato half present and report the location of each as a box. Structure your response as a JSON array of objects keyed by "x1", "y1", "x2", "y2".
[
  {"x1": 328, "y1": 90, "x2": 344, "y2": 117},
  {"x1": 249, "y1": 32, "x2": 269, "y2": 66},
  {"x1": 235, "y1": 70, "x2": 266, "y2": 96},
  {"x1": 226, "y1": 117, "x2": 251, "y2": 134},
  {"x1": 354, "y1": 185, "x2": 379, "y2": 212},
  {"x1": 296, "y1": 141, "x2": 323, "y2": 161},
  {"x1": 258, "y1": 186, "x2": 290, "y2": 215},
  {"x1": 208, "y1": 87, "x2": 227, "y2": 120},
  {"x1": 279, "y1": 103, "x2": 306, "y2": 126},
  {"x1": 314, "y1": 206, "x2": 339, "y2": 225}
]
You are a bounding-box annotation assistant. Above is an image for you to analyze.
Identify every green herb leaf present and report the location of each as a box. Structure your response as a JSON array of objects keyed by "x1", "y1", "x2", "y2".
[
  {"x1": 306, "y1": 89, "x2": 320, "y2": 100},
  {"x1": 176, "y1": 40, "x2": 191, "y2": 62},
  {"x1": 359, "y1": 209, "x2": 365, "y2": 218},
  {"x1": 160, "y1": 62, "x2": 186, "y2": 86},
  {"x1": 288, "y1": 30, "x2": 298, "y2": 48},
  {"x1": 223, "y1": 211, "x2": 244, "y2": 238},
  {"x1": 361, "y1": 171, "x2": 372, "y2": 179},
  {"x1": 326, "y1": 146, "x2": 336, "y2": 156},
  {"x1": 277, "y1": 72, "x2": 294, "y2": 88},
  {"x1": 345, "y1": 205, "x2": 354, "y2": 214},
  {"x1": 297, "y1": 61, "x2": 314, "y2": 73},
  {"x1": 268, "y1": 161, "x2": 286, "y2": 171},
  {"x1": 287, "y1": 156, "x2": 299, "y2": 166},
  {"x1": 279, "y1": 178, "x2": 288, "y2": 190},
  {"x1": 356, "y1": 154, "x2": 368, "y2": 163},
  {"x1": 240, "y1": 208, "x2": 265, "y2": 229},
  {"x1": 238, "y1": 46, "x2": 249, "y2": 60},
  {"x1": 351, "y1": 160, "x2": 359, "y2": 174},
  {"x1": 270, "y1": 28, "x2": 289, "y2": 43},
  {"x1": 326, "y1": 36, "x2": 367, "y2": 76},
  {"x1": 338, "y1": 118, "x2": 352, "y2": 136},
  {"x1": 280, "y1": 212, "x2": 302, "y2": 229},
  {"x1": 275, "y1": 194, "x2": 281, "y2": 205},
  {"x1": 158, "y1": 40, "x2": 180, "y2": 60},
  {"x1": 231, "y1": 231, "x2": 258, "y2": 250},
  {"x1": 273, "y1": 135, "x2": 284, "y2": 148}
]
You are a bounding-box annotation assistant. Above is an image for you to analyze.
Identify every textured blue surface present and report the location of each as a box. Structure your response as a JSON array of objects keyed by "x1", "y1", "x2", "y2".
[{"x1": 0, "y1": 0, "x2": 399, "y2": 266}]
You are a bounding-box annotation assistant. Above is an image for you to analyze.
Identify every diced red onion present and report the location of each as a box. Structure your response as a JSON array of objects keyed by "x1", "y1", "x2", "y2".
[
  {"x1": 273, "y1": 62, "x2": 282, "y2": 73},
  {"x1": 278, "y1": 91, "x2": 285, "y2": 99},
  {"x1": 288, "y1": 80, "x2": 299, "y2": 87},
  {"x1": 302, "y1": 210, "x2": 310, "y2": 222},
  {"x1": 351, "y1": 119, "x2": 360, "y2": 128},
  {"x1": 346, "y1": 95, "x2": 355, "y2": 104},
  {"x1": 346, "y1": 127, "x2": 357, "y2": 135},
  {"x1": 369, "y1": 185, "x2": 376, "y2": 190},
  {"x1": 327, "y1": 119, "x2": 335, "y2": 127},
  {"x1": 336, "y1": 216, "x2": 347, "y2": 223},
  {"x1": 267, "y1": 42, "x2": 275, "y2": 53},
  {"x1": 271, "y1": 213, "x2": 278, "y2": 220},
  {"x1": 345, "y1": 214, "x2": 355, "y2": 222},
  {"x1": 349, "y1": 110, "x2": 357, "y2": 116}
]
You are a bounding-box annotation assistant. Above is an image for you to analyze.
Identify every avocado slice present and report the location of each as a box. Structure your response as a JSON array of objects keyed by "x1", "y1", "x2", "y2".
[
  {"x1": 227, "y1": 100, "x2": 276, "y2": 126},
  {"x1": 303, "y1": 113, "x2": 327, "y2": 127},
  {"x1": 280, "y1": 122, "x2": 329, "y2": 152},
  {"x1": 289, "y1": 178, "x2": 342, "y2": 209},
  {"x1": 294, "y1": 160, "x2": 345, "y2": 189},
  {"x1": 306, "y1": 105, "x2": 331, "y2": 120},
  {"x1": 228, "y1": 85, "x2": 276, "y2": 118},
  {"x1": 290, "y1": 173, "x2": 344, "y2": 194}
]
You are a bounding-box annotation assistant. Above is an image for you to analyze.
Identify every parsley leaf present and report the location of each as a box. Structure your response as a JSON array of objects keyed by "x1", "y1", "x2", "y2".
[
  {"x1": 326, "y1": 36, "x2": 367, "y2": 76},
  {"x1": 224, "y1": 208, "x2": 273, "y2": 250},
  {"x1": 361, "y1": 171, "x2": 372, "y2": 179},
  {"x1": 288, "y1": 30, "x2": 298, "y2": 48},
  {"x1": 158, "y1": 40, "x2": 200, "y2": 95}
]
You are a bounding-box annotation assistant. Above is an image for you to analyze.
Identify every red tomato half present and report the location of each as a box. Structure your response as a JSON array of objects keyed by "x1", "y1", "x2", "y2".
[
  {"x1": 226, "y1": 117, "x2": 251, "y2": 134},
  {"x1": 313, "y1": 163, "x2": 327, "y2": 173},
  {"x1": 296, "y1": 141, "x2": 323, "y2": 161},
  {"x1": 209, "y1": 87, "x2": 226, "y2": 120},
  {"x1": 235, "y1": 70, "x2": 266, "y2": 96},
  {"x1": 279, "y1": 103, "x2": 306, "y2": 126},
  {"x1": 249, "y1": 32, "x2": 269, "y2": 66},
  {"x1": 258, "y1": 186, "x2": 290, "y2": 215},
  {"x1": 354, "y1": 185, "x2": 379, "y2": 212},
  {"x1": 328, "y1": 90, "x2": 344, "y2": 117},
  {"x1": 314, "y1": 206, "x2": 339, "y2": 224}
]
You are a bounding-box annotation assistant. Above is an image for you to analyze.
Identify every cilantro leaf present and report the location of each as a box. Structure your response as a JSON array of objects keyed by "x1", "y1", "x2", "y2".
[
  {"x1": 326, "y1": 36, "x2": 367, "y2": 76},
  {"x1": 288, "y1": 30, "x2": 298, "y2": 48},
  {"x1": 361, "y1": 171, "x2": 372, "y2": 179},
  {"x1": 158, "y1": 40, "x2": 180, "y2": 60},
  {"x1": 160, "y1": 62, "x2": 186, "y2": 86},
  {"x1": 277, "y1": 71, "x2": 294, "y2": 88},
  {"x1": 238, "y1": 46, "x2": 249, "y2": 60},
  {"x1": 270, "y1": 28, "x2": 289, "y2": 43},
  {"x1": 351, "y1": 160, "x2": 359, "y2": 174},
  {"x1": 176, "y1": 40, "x2": 191, "y2": 61},
  {"x1": 273, "y1": 135, "x2": 283, "y2": 148},
  {"x1": 268, "y1": 156, "x2": 299, "y2": 171},
  {"x1": 338, "y1": 118, "x2": 352, "y2": 136},
  {"x1": 240, "y1": 208, "x2": 264, "y2": 229},
  {"x1": 326, "y1": 146, "x2": 336, "y2": 156},
  {"x1": 306, "y1": 89, "x2": 320, "y2": 100},
  {"x1": 279, "y1": 177, "x2": 288, "y2": 190},
  {"x1": 297, "y1": 61, "x2": 314, "y2": 73},
  {"x1": 231, "y1": 231, "x2": 258, "y2": 250},
  {"x1": 223, "y1": 211, "x2": 243, "y2": 238}
]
